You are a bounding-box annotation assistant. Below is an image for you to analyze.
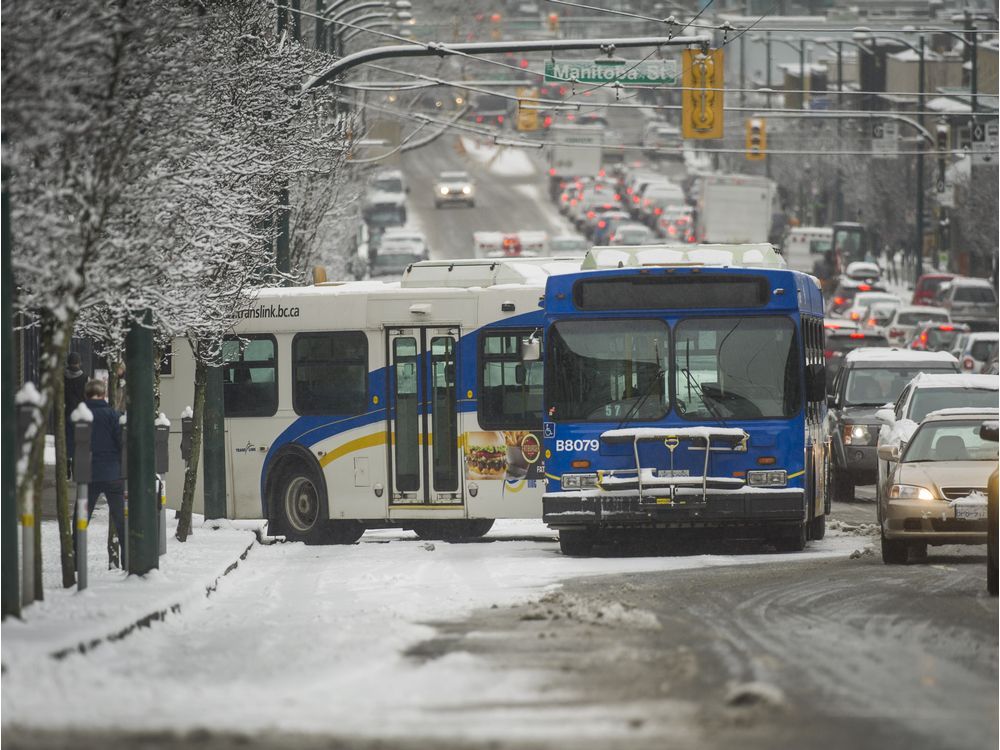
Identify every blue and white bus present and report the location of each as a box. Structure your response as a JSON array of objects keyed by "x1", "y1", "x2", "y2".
[
  {"x1": 534, "y1": 246, "x2": 829, "y2": 555},
  {"x1": 160, "y1": 258, "x2": 579, "y2": 544}
]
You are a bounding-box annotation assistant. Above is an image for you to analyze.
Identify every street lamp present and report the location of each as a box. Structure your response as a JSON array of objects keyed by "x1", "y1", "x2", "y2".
[{"x1": 750, "y1": 34, "x2": 813, "y2": 110}]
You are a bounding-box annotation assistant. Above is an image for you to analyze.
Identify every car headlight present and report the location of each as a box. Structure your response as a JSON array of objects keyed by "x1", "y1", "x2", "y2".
[
  {"x1": 843, "y1": 424, "x2": 875, "y2": 445},
  {"x1": 561, "y1": 473, "x2": 598, "y2": 489},
  {"x1": 747, "y1": 470, "x2": 787, "y2": 487},
  {"x1": 462, "y1": 186, "x2": 472, "y2": 195},
  {"x1": 439, "y1": 186, "x2": 449, "y2": 195},
  {"x1": 888, "y1": 484, "x2": 936, "y2": 501}
]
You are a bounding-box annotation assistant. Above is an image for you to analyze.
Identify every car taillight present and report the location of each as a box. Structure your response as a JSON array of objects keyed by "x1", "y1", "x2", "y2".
[
  {"x1": 849, "y1": 311, "x2": 861, "y2": 321},
  {"x1": 858, "y1": 284, "x2": 871, "y2": 291},
  {"x1": 549, "y1": 168, "x2": 556, "y2": 176},
  {"x1": 940, "y1": 325, "x2": 954, "y2": 331},
  {"x1": 626, "y1": 187, "x2": 633, "y2": 194},
  {"x1": 654, "y1": 207, "x2": 662, "y2": 215},
  {"x1": 561, "y1": 194, "x2": 568, "y2": 202},
  {"x1": 850, "y1": 332, "x2": 865, "y2": 339},
  {"x1": 496, "y1": 115, "x2": 504, "y2": 124},
  {"x1": 614, "y1": 193, "x2": 621, "y2": 201},
  {"x1": 476, "y1": 115, "x2": 483, "y2": 123},
  {"x1": 598, "y1": 169, "x2": 605, "y2": 177},
  {"x1": 587, "y1": 210, "x2": 595, "y2": 219},
  {"x1": 667, "y1": 225, "x2": 677, "y2": 236},
  {"x1": 543, "y1": 116, "x2": 552, "y2": 128},
  {"x1": 866, "y1": 319, "x2": 877, "y2": 327},
  {"x1": 833, "y1": 296, "x2": 845, "y2": 305},
  {"x1": 963, "y1": 356, "x2": 975, "y2": 370},
  {"x1": 597, "y1": 220, "x2": 606, "y2": 228},
  {"x1": 632, "y1": 196, "x2": 640, "y2": 203}
]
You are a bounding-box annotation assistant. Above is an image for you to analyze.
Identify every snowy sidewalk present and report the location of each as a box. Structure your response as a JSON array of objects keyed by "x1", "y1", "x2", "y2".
[{"x1": 1, "y1": 509, "x2": 262, "y2": 662}]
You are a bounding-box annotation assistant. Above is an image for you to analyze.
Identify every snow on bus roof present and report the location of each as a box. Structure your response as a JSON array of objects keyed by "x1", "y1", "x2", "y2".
[
  {"x1": 582, "y1": 243, "x2": 787, "y2": 270},
  {"x1": 844, "y1": 348, "x2": 958, "y2": 364}
]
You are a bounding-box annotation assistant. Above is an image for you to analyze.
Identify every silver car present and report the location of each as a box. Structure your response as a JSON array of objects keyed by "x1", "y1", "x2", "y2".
[{"x1": 434, "y1": 170, "x2": 475, "y2": 208}]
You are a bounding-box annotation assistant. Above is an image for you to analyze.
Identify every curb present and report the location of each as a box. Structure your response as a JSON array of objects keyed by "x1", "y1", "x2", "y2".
[{"x1": 49, "y1": 534, "x2": 259, "y2": 661}]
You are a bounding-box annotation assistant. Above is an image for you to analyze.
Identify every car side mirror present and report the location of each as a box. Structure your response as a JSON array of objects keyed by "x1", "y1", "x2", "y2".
[
  {"x1": 826, "y1": 394, "x2": 838, "y2": 409},
  {"x1": 519, "y1": 336, "x2": 541, "y2": 362},
  {"x1": 980, "y1": 421, "x2": 999, "y2": 443},
  {"x1": 877, "y1": 443, "x2": 900, "y2": 461},
  {"x1": 875, "y1": 408, "x2": 895, "y2": 426}
]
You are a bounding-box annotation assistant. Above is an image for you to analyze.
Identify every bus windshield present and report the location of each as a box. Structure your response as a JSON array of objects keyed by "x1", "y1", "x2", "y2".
[
  {"x1": 674, "y1": 317, "x2": 800, "y2": 420},
  {"x1": 547, "y1": 319, "x2": 668, "y2": 421}
]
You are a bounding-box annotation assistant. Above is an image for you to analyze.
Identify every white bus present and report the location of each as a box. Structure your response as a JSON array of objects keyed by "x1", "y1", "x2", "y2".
[{"x1": 159, "y1": 258, "x2": 577, "y2": 543}]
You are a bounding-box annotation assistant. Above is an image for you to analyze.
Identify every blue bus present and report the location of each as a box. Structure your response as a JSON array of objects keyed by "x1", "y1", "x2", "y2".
[{"x1": 534, "y1": 263, "x2": 829, "y2": 555}]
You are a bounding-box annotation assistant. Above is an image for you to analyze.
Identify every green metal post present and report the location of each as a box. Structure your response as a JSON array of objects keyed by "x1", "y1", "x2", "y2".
[
  {"x1": 126, "y1": 310, "x2": 159, "y2": 575},
  {"x1": 202, "y1": 365, "x2": 227, "y2": 520},
  {"x1": 915, "y1": 35, "x2": 925, "y2": 288},
  {"x1": 2, "y1": 149, "x2": 21, "y2": 618}
]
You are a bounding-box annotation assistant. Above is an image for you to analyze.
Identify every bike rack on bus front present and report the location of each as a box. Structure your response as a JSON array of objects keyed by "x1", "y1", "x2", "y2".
[{"x1": 599, "y1": 427, "x2": 750, "y2": 505}]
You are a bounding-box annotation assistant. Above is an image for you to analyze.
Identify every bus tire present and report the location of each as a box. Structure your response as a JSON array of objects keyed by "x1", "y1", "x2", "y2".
[
  {"x1": 326, "y1": 520, "x2": 365, "y2": 545},
  {"x1": 773, "y1": 523, "x2": 807, "y2": 553},
  {"x1": 559, "y1": 529, "x2": 595, "y2": 557},
  {"x1": 809, "y1": 513, "x2": 826, "y2": 541},
  {"x1": 462, "y1": 519, "x2": 494, "y2": 538},
  {"x1": 276, "y1": 463, "x2": 329, "y2": 545}
]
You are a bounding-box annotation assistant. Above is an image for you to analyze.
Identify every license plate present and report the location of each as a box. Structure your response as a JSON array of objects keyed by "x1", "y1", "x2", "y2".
[
  {"x1": 656, "y1": 470, "x2": 690, "y2": 478},
  {"x1": 956, "y1": 504, "x2": 988, "y2": 521}
]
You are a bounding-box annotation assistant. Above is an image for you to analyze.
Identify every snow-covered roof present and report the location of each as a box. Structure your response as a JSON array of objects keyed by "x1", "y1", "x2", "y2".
[
  {"x1": 926, "y1": 96, "x2": 972, "y2": 114},
  {"x1": 909, "y1": 373, "x2": 999, "y2": 390},
  {"x1": 894, "y1": 305, "x2": 948, "y2": 315},
  {"x1": 582, "y1": 243, "x2": 786, "y2": 270},
  {"x1": 887, "y1": 49, "x2": 946, "y2": 63},
  {"x1": 967, "y1": 331, "x2": 1000, "y2": 342},
  {"x1": 951, "y1": 276, "x2": 994, "y2": 288},
  {"x1": 778, "y1": 62, "x2": 829, "y2": 75},
  {"x1": 845, "y1": 348, "x2": 958, "y2": 364},
  {"x1": 924, "y1": 407, "x2": 1000, "y2": 421}
]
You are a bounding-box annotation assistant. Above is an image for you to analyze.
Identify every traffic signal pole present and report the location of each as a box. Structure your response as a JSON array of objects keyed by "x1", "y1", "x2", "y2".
[{"x1": 304, "y1": 35, "x2": 710, "y2": 90}]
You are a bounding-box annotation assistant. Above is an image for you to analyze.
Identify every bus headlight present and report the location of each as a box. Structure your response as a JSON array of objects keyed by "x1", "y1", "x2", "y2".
[
  {"x1": 747, "y1": 470, "x2": 787, "y2": 487},
  {"x1": 888, "y1": 484, "x2": 936, "y2": 501},
  {"x1": 439, "y1": 186, "x2": 449, "y2": 195},
  {"x1": 561, "y1": 473, "x2": 598, "y2": 489},
  {"x1": 843, "y1": 424, "x2": 874, "y2": 445},
  {"x1": 462, "y1": 186, "x2": 472, "y2": 195}
]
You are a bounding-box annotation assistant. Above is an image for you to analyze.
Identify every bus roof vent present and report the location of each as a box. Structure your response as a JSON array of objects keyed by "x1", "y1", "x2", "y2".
[
  {"x1": 400, "y1": 257, "x2": 581, "y2": 289},
  {"x1": 582, "y1": 244, "x2": 787, "y2": 270}
]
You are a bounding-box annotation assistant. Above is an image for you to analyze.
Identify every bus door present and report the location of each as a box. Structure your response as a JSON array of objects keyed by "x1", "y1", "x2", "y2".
[{"x1": 386, "y1": 327, "x2": 462, "y2": 504}]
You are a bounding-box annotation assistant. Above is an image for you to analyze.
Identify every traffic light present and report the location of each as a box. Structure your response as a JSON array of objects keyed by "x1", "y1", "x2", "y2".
[
  {"x1": 682, "y1": 48, "x2": 724, "y2": 140},
  {"x1": 746, "y1": 117, "x2": 766, "y2": 160},
  {"x1": 936, "y1": 121, "x2": 950, "y2": 181}
]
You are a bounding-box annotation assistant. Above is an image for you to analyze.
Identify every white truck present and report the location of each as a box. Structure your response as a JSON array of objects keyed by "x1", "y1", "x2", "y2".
[
  {"x1": 695, "y1": 174, "x2": 776, "y2": 244},
  {"x1": 547, "y1": 123, "x2": 603, "y2": 197}
]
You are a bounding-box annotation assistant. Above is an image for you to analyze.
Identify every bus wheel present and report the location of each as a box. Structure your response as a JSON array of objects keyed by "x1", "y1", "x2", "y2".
[
  {"x1": 278, "y1": 469, "x2": 329, "y2": 545},
  {"x1": 326, "y1": 520, "x2": 365, "y2": 545},
  {"x1": 463, "y1": 519, "x2": 494, "y2": 538},
  {"x1": 809, "y1": 514, "x2": 826, "y2": 541},
  {"x1": 773, "y1": 523, "x2": 807, "y2": 553},
  {"x1": 559, "y1": 529, "x2": 595, "y2": 556}
]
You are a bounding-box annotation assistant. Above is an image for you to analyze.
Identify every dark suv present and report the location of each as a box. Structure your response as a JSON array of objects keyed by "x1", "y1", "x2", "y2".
[{"x1": 826, "y1": 348, "x2": 959, "y2": 501}]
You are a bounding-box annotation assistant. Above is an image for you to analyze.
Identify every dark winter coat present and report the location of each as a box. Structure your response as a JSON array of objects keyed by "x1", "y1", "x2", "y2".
[
  {"x1": 64, "y1": 367, "x2": 87, "y2": 415},
  {"x1": 88, "y1": 399, "x2": 123, "y2": 482}
]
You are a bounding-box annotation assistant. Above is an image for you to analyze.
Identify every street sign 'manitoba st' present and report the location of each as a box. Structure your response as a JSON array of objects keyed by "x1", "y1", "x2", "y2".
[{"x1": 544, "y1": 59, "x2": 678, "y2": 85}]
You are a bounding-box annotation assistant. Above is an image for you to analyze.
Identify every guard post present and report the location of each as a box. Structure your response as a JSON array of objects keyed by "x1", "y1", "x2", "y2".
[
  {"x1": 180, "y1": 407, "x2": 193, "y2": 465},
  {"x1": 71, "y1": 403, "x2": 94, "y2": 590},
  {"x1": 15, "y1": 394, "x2": 40, "y2": 608},
  {"x1": 126, "y1": 308, "x2": 160, "y2": 575},
  {"x1": 155, "y1": 413, "x2": 170, "y2": 556},
  {"x1": 119, "y1": 414, "x2": 129, "y2": 571}
]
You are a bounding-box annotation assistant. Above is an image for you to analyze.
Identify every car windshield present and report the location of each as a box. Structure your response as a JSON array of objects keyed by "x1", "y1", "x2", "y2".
[
  {"x1": 954, "y1": 287, "x2": 996, "y2": 303},
  {"x1": 897, "y1": 310, "x2": 947, "y2": 325},
  {"x1": 903, "y1": 420, "x2": 999, "y2": 462},
  {"x1": 372, "y1": 176, "x2": 403, "y2": 193},
  {"x1": 547, "y1": 319, "x2": 668, "y2": 421},
  {"x1": 674, "y1": 316, "x2": 800, "y2": 420},
  {"x1": 439, "y1": 172, "x2": 469, "y2": 181},
  {"x1": 845, "y1": 366, "x2": 954, "y2": 406},
  {"x1": 909, "y1": 388, "x2": 999, "y2": 422},
  {"x1": 923, "y1": 328, "x2": 961, "y2": 350}
]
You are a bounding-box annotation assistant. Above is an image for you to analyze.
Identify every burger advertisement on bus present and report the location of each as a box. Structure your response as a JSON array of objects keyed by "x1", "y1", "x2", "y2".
[{"x1": 464, "y1": 431, "x2": 543, "y2": 481}]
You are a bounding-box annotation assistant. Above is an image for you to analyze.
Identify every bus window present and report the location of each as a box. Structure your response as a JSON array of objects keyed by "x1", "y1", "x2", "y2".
[
  {"x1": 673, "y1": 317, "x2": 800, "y2": 420},
  {"x1": 292, "y1": 332, "x2": 368, "y2": 416},
  {"x1": 222, "y1": 335, "x2": 278, "y2": 417},
  {"x1": 479, "y1": 331, "x2": 543, "y2": 429}
]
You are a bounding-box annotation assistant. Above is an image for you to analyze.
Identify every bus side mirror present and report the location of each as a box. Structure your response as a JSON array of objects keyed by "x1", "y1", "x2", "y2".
[
  {"x1": 519, "y1": 337, "x2": 541, "y2": 362},
  {"x1": 806, "y1": 363, "x2": 825, "y2": 403}
]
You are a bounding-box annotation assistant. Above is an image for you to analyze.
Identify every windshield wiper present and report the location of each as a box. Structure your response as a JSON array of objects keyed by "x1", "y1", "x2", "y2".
[
  {"x1": 680, "y1": 367, "x2": 728, "y2": 427},
  {"x1": 615, "y1": 340, "x2": 664, "y2": 430}
]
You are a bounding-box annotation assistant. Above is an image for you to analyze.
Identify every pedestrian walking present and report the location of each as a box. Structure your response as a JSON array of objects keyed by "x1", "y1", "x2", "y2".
[
  {"x1": 64, "y1": 352, "x2": 87, "y2": 478},
  {"x1": 75, "y1": 379, "x2": 127, "y2": 565}
]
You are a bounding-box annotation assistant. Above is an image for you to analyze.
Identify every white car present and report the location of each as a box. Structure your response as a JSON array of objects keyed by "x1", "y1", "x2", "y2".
[
  {"x1": 875, "y1": 373, "x2": 1000, "y2": 493},
  {"x1": 380, "y1": 228, "x2": 428, "y2": 258},
  {"x1": 952, "y1": 331, "x2": 1000, "y2": 373},
  {"x1": 882, "y1": 305, "x2": 950, "y2": 346},
  {"x1": 434, "y1": 171, "x2": 475, "y2": 208},
  {"x1": 845, "y1": 291, "x2": 902, "y2": 323},
  {"x1": 548, "y1": 233, "x2": 590, "y2": 256}
]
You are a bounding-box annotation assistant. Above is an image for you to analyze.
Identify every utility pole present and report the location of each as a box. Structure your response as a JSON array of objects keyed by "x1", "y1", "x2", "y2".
[
  {"x1": 835, "y1": 41, "x2": 844, "y2": 222},
  {"x1": 2, "y1": 151, "x2": 20, "y2": 619},
  {"x1": 126, "y1": 310, "x2": 159, "y2": 575},
  {"x1": 914, "y1": 34, "x2": 926, "y2": 289},
  {"x1": 202, "y1": 365, "x2": 227, "y2": 520}
]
